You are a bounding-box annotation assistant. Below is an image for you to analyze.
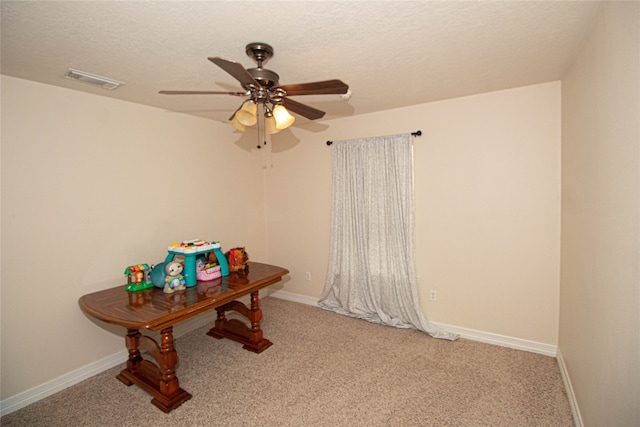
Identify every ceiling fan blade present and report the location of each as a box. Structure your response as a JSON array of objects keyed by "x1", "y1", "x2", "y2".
[
  {"x1": 159, "y1": 90, "x2": 245, "y2": 96},
  {"x1": 208, "y1": 57, "x2": 260, "y2": 89},
  {"x1": 282, "y1": 98, "x2": 326, "y2": 120},
  {"x1": 278, "y1": 79, "x2": 349, "y2": 96}
]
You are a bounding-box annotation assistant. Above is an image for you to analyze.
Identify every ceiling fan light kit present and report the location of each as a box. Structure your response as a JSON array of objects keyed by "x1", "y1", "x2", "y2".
[
  {"x1": 236, "y1": 101, "x2": 258, "y2": 126},
  {"x1": 272, "y1": 105, "x2": 295, "y2": 130},
  {"x1": 159, "y1": 42, "x2": 349, "y2": 145},
  {"x1": 265, "y1": 115, "x2": 280, "y2": 135},
  {"x1": 229, "y1": 114, "x2": 247, "y2": 132}
]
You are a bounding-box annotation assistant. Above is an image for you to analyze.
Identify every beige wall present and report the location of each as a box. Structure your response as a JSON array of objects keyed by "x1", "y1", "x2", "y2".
[
  {"x1": 267, "y1": 81, "x2": 561, "y2": 345},
  {"x1": 0, "y1": 76, "x2": 266, "y2": 399},
  {"x1": 560, "y1": 2, "x2": 640, "y2": 426}
]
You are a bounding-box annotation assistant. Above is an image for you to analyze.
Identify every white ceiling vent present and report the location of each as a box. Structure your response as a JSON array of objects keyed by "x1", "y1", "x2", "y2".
[{"x1": 62, "y1": 68, "x2": 124, "y2": 90}]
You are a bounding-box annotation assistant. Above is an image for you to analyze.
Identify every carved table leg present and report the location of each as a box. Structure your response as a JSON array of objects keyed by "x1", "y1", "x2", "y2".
[
  {"x1": 207, "y1": 290, "x2": 272, "y2": 353},
  {"x1": 116, "y1": 328, "x2": 143, "y2": 381},
  {"x1": 116, "y1": 327, "x2": 192, "y2": 412}
]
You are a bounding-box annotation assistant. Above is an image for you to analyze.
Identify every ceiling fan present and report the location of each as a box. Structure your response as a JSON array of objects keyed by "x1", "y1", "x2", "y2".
[{"x1": 159, "y1": 42, "x2": 349, "y2": 135}]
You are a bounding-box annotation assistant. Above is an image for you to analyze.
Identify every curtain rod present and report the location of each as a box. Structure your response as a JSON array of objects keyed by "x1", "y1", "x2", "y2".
[{"x1": 326, "y1": 130, "x2": 422, "y2": 146}]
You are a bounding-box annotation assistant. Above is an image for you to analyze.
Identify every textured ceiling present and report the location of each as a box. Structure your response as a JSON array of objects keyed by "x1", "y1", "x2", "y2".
[{"x1": 1, "y1": 1, "x2": 599, "y2": 125}]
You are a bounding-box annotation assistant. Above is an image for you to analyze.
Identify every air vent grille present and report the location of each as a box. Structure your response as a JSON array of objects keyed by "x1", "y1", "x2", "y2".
[{"x1": 63, "y1": 68, "x2": 124, "y2": 90}]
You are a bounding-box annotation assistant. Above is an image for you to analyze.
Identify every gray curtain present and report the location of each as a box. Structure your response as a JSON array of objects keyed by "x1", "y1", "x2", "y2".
[{"x1": 319, "y1": 133, "x2": 458, "y2": 341}]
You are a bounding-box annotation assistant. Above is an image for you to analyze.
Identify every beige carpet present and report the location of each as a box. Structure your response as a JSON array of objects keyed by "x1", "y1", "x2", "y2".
[{"x1": 1, "y1": 297, "x2": 574, "y2": 426}]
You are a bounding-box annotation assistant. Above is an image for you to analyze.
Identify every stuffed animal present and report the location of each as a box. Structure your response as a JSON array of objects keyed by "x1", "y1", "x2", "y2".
[
  {"x1": 225, "y1": 247, "x2": 249, "y2": 273},
  {"x1": 163, "y1": 261, "x2": 186, "y2": 293}
]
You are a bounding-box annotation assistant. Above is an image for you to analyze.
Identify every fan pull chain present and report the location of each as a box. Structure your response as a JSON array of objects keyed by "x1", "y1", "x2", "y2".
[{"x1": 257, "y1": 106, "x2": 264, "y2": 149}]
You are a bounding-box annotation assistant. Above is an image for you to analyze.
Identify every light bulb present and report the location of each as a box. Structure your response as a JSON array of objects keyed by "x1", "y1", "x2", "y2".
[
  {"x1": 236, "y1": 101, "x2": 257, "y2": 126},
  {"x1": 272, "y1": 105, "x2": 295, "y2": 130}
]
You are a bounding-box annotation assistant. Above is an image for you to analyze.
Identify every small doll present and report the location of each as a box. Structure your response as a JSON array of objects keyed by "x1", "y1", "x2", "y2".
[{"x1": 164, "y1": 261, "x2": 186, "y2": 293}]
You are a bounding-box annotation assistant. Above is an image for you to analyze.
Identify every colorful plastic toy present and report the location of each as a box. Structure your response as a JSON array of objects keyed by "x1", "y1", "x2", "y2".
[
  {"x1": 196, "y1": 258, "x2": 222, "y2": 281},
  {"x1": 124, "y1": 264, "x2": 154, "y2": 292},
  {"x1": 164, "y1": 239, "x2": 229, "y2": 287}
]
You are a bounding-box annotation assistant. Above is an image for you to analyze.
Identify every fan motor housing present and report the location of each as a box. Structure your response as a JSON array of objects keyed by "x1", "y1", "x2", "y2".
[
  {"x1": 246, "y1": 43, "x2": 279, "y2": 88},
  {"x1": 247, "y1": 67, "x2": 280, "y2": 88}
]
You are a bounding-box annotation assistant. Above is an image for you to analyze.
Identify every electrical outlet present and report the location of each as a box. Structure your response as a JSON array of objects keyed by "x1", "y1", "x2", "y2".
[
  {"x1": 305, "y1": 272, "x2": 311, "y2": 281},
  {"x1": 429, "y1": 290, "x2": 437, "y2": 301}
]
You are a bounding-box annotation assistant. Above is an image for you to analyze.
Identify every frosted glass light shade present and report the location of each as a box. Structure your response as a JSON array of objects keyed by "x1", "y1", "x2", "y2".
[
  {"x1": 272, "y1": 105, "x2": 295, "y2": 130},
  {"x1": 236, "y1": 101, "x2": 257, "y2": 126},
  {"x1": 265, "y1": 115, "x2": 280, "y2": 135},
  {"x1": 229, "y1": 114, "x2": 246, "y2": 132}
]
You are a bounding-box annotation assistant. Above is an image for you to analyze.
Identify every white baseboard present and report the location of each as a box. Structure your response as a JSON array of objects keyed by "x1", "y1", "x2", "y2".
[
  {"x1": 268, "y1": 289, "x2": 320, "y2": 306},
  {"x1": 269, "y1": 290, "x2": 558, "y2": 357},
  {"x1": 430, "y1": 322, "x2": 558, "y2": 357},
  {"x1": 556, "y1": 348, "x2": 584, "y2": 427},
  {"x1": 0, "y1": 349, "x2": 127, "y2": 417}
]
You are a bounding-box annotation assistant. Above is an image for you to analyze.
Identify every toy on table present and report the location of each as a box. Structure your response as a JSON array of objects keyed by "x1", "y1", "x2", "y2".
[
  {"x1": 150, "y1": 262, "x2": 168, "y2": 289},
  {"x1": 196, "y1": 258, "x2": 222, "y2": 282},
  {"x1": 164, "y1": 261, "x2": 186, "y2": 294},
  {"x1": 225, "y1": 247, "x2": 249, "y2": 273},
  {"x1": 165, "y1": 239, "x2": 229, "y2": 287},
  {"x1": 124, "y1": 264, "x2": 155, "y2": 292}
]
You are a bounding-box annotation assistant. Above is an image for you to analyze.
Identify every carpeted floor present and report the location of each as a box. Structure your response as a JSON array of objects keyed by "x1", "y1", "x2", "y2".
[{"x1": 1, "y1": 297, "x2": 574, "y2": 426}]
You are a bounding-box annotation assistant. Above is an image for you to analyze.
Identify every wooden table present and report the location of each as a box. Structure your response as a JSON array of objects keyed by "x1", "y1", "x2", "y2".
[{"x1": 79, "y1": 262, "x2": 289, "y2": 413}]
